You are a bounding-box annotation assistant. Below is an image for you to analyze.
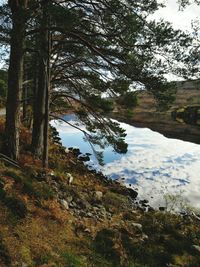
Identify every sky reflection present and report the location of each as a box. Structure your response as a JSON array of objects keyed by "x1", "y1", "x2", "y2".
[{"x1": 52, "y1": 117, "x2": 200, "y2": 210}]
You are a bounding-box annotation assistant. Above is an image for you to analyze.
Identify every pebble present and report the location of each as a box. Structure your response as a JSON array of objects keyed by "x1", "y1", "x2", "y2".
[
  {"x1": 132, "y1": 222, "x2": 143, "y2": 230},
  {"x1": 60, "y1": 199, "x2": 69, "y2": 210},
  {"x1": 192, "y1": 245, "x2": 200, "y2": 253}
]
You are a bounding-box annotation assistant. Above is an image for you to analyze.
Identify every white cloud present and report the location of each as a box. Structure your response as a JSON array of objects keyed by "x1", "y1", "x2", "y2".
[{"x1": 154, "y1": 0, "x2": 200, "y2": 31}]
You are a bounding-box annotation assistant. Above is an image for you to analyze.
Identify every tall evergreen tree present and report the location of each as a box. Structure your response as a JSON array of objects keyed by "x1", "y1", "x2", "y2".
[
  {"x1": 3, "y1": 0, "x2": 29, "y2": 160},
  {"x1": 0, "y1": 0, "x2": 197, "y2": 166}
]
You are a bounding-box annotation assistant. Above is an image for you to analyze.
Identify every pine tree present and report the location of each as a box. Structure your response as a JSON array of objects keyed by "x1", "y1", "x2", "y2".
[
  {"x1": 3, "y1": 0, "x2": 29, "y2": 160},
  {"x1": 0, "y1": 0, "x2": 197, "y2": 166}
]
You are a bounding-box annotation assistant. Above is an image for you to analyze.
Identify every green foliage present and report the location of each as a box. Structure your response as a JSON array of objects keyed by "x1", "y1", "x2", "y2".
[
  {"x1": 94, "y1": 229, "x2": 120, "y2": 265},
  {"x1": 86, "y1": 95, "x2": 114, "y2": 113},
  {"x1": 3, "y1": 170, "x2": 55, "y2": 200},
  {"x1": 147, "y1": 81, "x2": 177, "y2": 111},
  {"x1": 22, "y1": 180, "x2": 55, "y2": 200},
  {"x1": 3, "y1": 170, "x2": 23, "y2": 183},
  {"x1": 6, "y1": 195, "x2": 27, "y2": 219},
  {"x1": 125, "y1": 109, "x2": 134, "y2": 119},
  {"x1": 117, "y1": 92, "x2": 138, "y2": 108},
  {"x1": 60, "y1": 251, "x2": 83, "y2": 267}
]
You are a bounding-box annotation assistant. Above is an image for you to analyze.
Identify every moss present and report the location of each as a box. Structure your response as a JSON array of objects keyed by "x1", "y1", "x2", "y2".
[
  {"x1": 60, "y1": 251, "x2": 84, "y2": 267},
  {"x1": 20, "y1": 246, "x2": 33, "y2": 266},
  {"x1": 6, "y1": 195, "x2": 27, "y2": 219},
  {"x1": 94, "y1": 229, "x2": 121, "y2": 265},
  {"x1": 23, "y1": 180, "x2": 55, "y2": 200}
]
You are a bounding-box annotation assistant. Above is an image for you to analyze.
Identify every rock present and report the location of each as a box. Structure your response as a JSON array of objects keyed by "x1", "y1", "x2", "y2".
[
  {"x1": 66, "y1": 173, "x2": 73, "y2": 185},
  {"x1": 35, "y1": 171, "x2": 46, "y2": 181},
  {"x1": 128, "y1": 188, "x2": 138, "y2": 199},
  {"x1": 86, "y1": 212, "x2": 93, "y2": 218},
  {"x1": 49, "y1": 171, "x2": 55, "y2": 176},
  {"x1": 93, "y1": 206, "x2": 100, "y2": 212},
  {"x1": 65, "y1": 147, "x2": 70, "y2": 153},
  {"x1": 159, "y1": 207, "x2": 166, "y2": 211},
  {"x1": 77, "y1": 198, "x2": 91, "y2": 209},
  {"x1": 94, "y1": 191, "x2": 103, "y2": 201},
  {"x1": 141, "y1": 234, "x2": 149, "y2": 240},
  {"x1": 192, "y1": 245, "x2": 200, "y2": 253},
  {"x1": 60, "y1": 199, "x2": 69, "y2": 210},
  {"x1": 147, "y1": 206, "x2": 154, "y2": 212},
  {"x1": 131, "y1": 222, "x2": 143, "y2": 230},
  {"x1": 79, "y1": 154, "x2": 90, "y2": 162},
  {"x1": 139, "y1": 199, "x2": 149, "y2": 205},
  {"x1": 69, "y1": 202, "x2": 75, "y2": 208},
  {"x1": 66, "y1": 196, "x2": 73, "y2": 203},
  {"x1": 72, "y1": 148, "x2": 81, "y2": 156},
  {"x1": 84, "y1": 228, "x2": 91, "y2": 234}
]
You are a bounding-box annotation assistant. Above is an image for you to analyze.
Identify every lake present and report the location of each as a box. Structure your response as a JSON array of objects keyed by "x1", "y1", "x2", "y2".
[{"x1": 52, "y1": 115, "x2": 200, "y2": 211}]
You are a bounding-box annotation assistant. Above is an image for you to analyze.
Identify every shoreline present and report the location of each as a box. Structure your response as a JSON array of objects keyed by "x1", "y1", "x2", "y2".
[{"x1": 110, "y1": 113, "x2": 200, "y2": 145}]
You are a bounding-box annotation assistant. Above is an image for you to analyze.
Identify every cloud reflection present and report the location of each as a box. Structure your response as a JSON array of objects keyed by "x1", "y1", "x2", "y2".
[{"x1": 52, "y1": 118, "x2": 200, "y2": 210}]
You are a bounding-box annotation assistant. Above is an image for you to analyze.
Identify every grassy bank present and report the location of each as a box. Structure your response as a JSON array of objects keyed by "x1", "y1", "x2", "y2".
[{"x1": 0, "y1": 118, "x2": 200, "y2": 267}]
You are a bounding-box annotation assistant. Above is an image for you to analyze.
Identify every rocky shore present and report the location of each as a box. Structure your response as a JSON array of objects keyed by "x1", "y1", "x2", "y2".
[{"x1": 0, "y1": 122, "x2": 200, "y2": 266}]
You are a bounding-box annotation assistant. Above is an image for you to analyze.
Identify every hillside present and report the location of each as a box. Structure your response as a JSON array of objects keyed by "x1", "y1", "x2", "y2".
[
  {"x1": 0, "y1": 119, "x2": 200, "y2": 266},
  {"x1": 112, "y1": 83, "x2": 200, "y2": 144}
]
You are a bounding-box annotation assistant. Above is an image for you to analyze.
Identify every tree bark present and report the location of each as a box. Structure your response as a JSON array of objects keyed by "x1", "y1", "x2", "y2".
[
  {"x1": 4, "y1": 2, "x2": 27, "y2": 160},
  {"x1": 31, "y1": 2, "x2": 50, "y2": 166}
]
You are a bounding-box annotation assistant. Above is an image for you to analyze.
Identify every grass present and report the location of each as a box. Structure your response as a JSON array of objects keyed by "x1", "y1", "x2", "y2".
[{"x1": 0, "y1": 125, "x2": 200, "y2": 266}]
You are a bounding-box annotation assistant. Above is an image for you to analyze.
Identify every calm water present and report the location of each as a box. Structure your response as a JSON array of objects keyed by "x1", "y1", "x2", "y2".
[{"x1": 52, "y1": 115, "x2": 200, "y2": 210}]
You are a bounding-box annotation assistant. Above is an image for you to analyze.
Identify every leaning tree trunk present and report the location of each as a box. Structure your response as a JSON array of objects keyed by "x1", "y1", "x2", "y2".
[{"x1": 4, "y1": 2, "x2": 26, "y2": 160}]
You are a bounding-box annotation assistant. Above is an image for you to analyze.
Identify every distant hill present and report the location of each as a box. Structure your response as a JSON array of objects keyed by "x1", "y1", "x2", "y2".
[
  {"x1": 111, "y1": 80, "x2": 200, "y2": 144},
  {"x1": 175, "y1": 79, "x2": 200, "y2": 90}
]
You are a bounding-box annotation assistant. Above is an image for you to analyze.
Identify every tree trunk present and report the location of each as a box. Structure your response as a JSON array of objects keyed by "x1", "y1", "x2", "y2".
[
  {"x1": 31, "y1": 2, "x2": 50, "y2": 165},
  {"x1": 4, "y1": 3, "x2": 26, "y2": 160}
]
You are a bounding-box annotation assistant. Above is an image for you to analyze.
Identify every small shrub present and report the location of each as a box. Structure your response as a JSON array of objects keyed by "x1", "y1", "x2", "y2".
[
  {"x1": 61, "y1": 251, "x2": 83, "y2": 267},
  {"x1": 3, "y1": 170, "x2": 23, "y2": 183},
  {"x1": 20, "y1": 246, "x2": 33, "y2": 266},
  {"x1": 94, "y1": 229, "x2": 120, "y2": 265},
  {"x1": 23, "y1": 180, "x2": 55, "y2": 200},
  {"x1": 103, "y1": 191, "x2": 128, "y2": 211},
  {"x1": 125, "y1": 109, "x2": 134, "y2": 119},
  {"x1": 6, "y1": 195, "x2": 27, "y2": 218}
]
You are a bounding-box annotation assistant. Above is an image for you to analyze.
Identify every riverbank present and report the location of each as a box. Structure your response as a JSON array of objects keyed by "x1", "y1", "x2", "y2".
[
  {"x1": 111, "y1": 112, "x2": 200, "y2": 144},
  {"x1": 0, "y1": 118, "x2": 200, "y2": 266},
  {"x1": 111, "y1": 88, "x2": 200, "y2": 144}
]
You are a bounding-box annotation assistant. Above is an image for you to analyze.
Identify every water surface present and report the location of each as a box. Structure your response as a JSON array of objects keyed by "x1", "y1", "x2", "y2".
[{"x1": 52, "y1": 115, "x2": 200, "y2": 210}]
